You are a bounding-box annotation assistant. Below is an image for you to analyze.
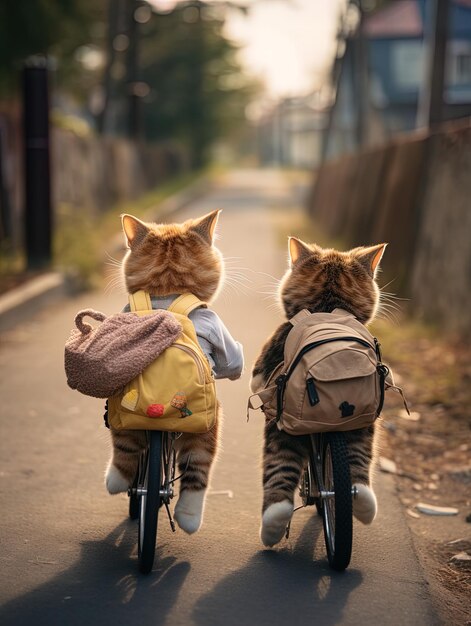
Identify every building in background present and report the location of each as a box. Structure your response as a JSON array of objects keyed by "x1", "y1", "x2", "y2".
[
  {"x1": 324, "y1": 0, "x2": 471, "y2": 160},
  {"x1": 256, "y1": 90, "x2": 331, "y2": 168}
]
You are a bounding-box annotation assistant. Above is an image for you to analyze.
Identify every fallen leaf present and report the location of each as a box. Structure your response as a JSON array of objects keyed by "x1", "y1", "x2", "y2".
[
  {"x1": 379, "y1": 457, "x2": 397, "y2": 474},
  {"x1": 450, "y1": 552, "x2": 471, "y2": 562},
  {"x1": 407, "y1": 508, "x2": 420, "y2": 519},
  {"x1": 416, "y1": 503, "x2": 459, "y2": 516},
  {"x1": 399, "y1": 409, "x2": 420, "y2": 421}
]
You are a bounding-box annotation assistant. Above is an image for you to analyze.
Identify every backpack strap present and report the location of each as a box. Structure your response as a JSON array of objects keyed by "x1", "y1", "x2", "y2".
[
  {"x1": 289, "y1": 309, "x2": 311, "y2": 326},
  {"x1": 129, "y1": 290, "x2": 152, "y2": 312},
  {"x1": 168, "y1": 293, "x2": 207, "y2": 317}
]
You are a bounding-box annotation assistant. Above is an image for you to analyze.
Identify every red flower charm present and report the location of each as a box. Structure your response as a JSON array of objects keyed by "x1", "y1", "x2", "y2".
[{"x1": 146, "y1": 404, "x2": 165, "y2": 418}]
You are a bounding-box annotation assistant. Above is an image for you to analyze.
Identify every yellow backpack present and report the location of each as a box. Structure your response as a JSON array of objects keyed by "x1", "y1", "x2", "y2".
[{"x1": 107, "y1": 291, "x2": 217, "y2": 433}]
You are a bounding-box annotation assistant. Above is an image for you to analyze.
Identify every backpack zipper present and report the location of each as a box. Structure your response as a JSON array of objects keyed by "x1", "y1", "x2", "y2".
[
  {"x1": 172, "y1": 343, "x2": 206, "y2": 384},
  {"x1": 275, "y1": 336, "x2": 376, "y2": 421}
]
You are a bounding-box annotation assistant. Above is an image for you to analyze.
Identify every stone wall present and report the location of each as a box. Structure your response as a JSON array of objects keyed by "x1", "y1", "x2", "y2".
[
  {"x1": 52, "y1": 129, "x2": 187, "y2": 214},
  {"x1": 0, "y1": 107, "x2": 188, "y2": 249}
]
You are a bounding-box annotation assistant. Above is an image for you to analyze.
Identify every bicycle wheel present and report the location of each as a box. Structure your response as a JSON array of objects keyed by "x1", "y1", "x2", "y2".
[
  {"x1": 137, "y1": 430, "x2": 163, "y2": 574},
  {"x1": 300, "y1": 460, "x2": 317, "y2": 507},
  {"x1": 320, "y1": 432, "x2": 352, "y2": 571}
]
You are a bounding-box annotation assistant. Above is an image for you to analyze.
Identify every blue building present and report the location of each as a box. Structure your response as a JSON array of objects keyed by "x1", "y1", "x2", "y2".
[{"x1": 324, "y1": 0, "x2": 471, "y2": 160}]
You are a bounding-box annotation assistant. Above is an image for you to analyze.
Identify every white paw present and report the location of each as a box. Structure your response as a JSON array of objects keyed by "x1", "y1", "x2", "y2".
[
  {"x1": 105, "y1": 463, "x2": 129, "y2": 495},
  {"x1": 352, "y1": 483, "x2": 377, "y2": 524},
  {"x1": 174, "y1": 490, "x2": 206, "y2": 534},
  {"x1": 260, "y1": 500, "x2": 294, "y2": 547}
]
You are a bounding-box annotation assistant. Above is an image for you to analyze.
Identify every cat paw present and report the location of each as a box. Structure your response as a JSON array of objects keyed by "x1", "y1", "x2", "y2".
[
  {"x1": 105, "y1": 463, "x2": 129, "y2": 495},
  {"x1": 174, "y1": 490, "x2": 206, "y2": 534},
  {"x1": 260, "y1": 500, "x2": 294, "y2": 547},
  {"x1": 352, "y1": 483, "x2": 377, "y2": 524}
]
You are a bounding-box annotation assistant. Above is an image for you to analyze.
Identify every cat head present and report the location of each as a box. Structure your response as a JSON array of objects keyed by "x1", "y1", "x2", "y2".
[
  {"x1": 279, "y1": 237, "x2": 387, "y2": 324},
  {"x1": 121, "y1": 209, "x2": 223, "y2": 302}
]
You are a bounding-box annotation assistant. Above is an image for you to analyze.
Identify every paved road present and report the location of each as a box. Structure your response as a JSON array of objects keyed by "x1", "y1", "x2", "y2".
[{"x1": 0, "y1": 170, "x2": 440, "y2": 626}]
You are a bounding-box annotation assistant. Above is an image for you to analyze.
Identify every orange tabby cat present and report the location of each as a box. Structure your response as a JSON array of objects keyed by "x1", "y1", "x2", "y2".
[
  {"x1": 251, "y1": 237, "x2": 386, "y2": 547},
  {"x1": 105, "y1": 210, "x2": 243, "y2": 534}
]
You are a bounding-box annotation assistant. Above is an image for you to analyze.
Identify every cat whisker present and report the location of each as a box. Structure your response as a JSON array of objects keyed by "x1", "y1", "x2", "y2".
[
  {"x1": 379, "y1": 278, "x2": 397, "y2": 291},
  {"x1": 379, "y1": 299, "x2": 402, "y2": 314},
  {"x1": 104, "y1": 271, "x2": 126, "y2": 295},
  {"x1": 104, "y1": 251, "x2": 124, "y2": 267},
  {"x1": 249, "y1": 269, "x2": 281, "y2": 283}
]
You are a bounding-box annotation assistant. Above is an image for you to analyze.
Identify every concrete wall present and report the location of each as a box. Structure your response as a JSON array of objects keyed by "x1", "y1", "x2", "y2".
[
  {"x1": 307, "y1": 119, "x2": 471, "y2": 334},
  {"x1": 52, "y1": 129, "x2": 187, "y2": 215},
  {"x1": 0, "y1": 107, "x2": 187, "y2": 249}
]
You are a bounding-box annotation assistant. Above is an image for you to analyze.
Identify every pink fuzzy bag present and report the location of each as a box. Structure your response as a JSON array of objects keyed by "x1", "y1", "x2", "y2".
[{"x1": 65, "y1": 308, "x2": 181, "y2": 398}]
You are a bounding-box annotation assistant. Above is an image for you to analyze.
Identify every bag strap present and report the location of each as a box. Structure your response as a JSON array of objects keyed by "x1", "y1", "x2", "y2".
[
  {"x1": 289, "y1": 309, "x2": 311, "y2": 326},
  {"x1": 75, "y1": 309, "x2": 107, "y2": 334},
  {"x1": 167, "y1": 293, "x2": 206, "y2": 317},
  {"x1": 129, "y1": 290, "x2": 152, "y2": 312}
]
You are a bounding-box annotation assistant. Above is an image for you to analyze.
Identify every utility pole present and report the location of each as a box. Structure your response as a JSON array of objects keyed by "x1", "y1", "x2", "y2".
[
  {"x1": 353, "y1": 0, "x2": 369, "y2": 148},
  {"x1": 23, "y1": 58, "x2": 52, "y2": 270},
  {"x1": 126, "y1": 0, "x2": 142, "y2": 140},
  {"x1": 416, "y1": 0, "x2": 450, "y2": 128}
]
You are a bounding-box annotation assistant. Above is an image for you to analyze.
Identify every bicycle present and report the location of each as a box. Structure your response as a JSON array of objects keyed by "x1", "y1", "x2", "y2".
[
  {"x1": 288, "y1": 430, "x2": 356, "y2": 572},
  {"x1": 128, "y1": 430, "x2": 180, "y2": 574}
]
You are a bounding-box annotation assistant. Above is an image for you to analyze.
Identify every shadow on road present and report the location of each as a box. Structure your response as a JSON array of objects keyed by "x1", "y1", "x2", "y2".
[
  {"x1": 193, "y1": 513, "x2": 363, "y2": 626},
  {"x1": 0, "y1": 520, "x2": 190, "y2": 626}
]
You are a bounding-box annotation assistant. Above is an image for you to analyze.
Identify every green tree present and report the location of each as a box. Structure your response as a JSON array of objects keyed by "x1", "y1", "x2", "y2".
[
  {"x1": 0, "y1": 0, "x2": 106, "y2": 96},
  {"x1": 137, "y1": 3, "x2": 257, "y2": 166}
]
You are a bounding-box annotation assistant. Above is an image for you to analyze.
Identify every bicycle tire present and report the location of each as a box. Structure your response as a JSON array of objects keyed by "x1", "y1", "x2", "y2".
[
  {"x1": 320, "y1": 432, "x2": 352, "y2": 571},
  {"x1": 138, "y1": 431, "x2": 162, "y2": 574}
]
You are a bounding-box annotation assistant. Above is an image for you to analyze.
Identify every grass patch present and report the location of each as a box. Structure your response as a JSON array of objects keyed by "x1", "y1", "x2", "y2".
[
  {"x1": 54, "y1": 170, "x2": 205, "y2": 290},
  {"x1": 371, "y1": 317, "x2": 465, "y2": 410}
]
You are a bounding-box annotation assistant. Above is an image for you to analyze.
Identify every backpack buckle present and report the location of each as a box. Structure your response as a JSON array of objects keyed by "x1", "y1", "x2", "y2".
[
  {"x1": 374, "y1": 338, "x2": 383, "y2": 362},
  {"x1": 275, "y1": 374, "x2": 287, "y2": 421}
]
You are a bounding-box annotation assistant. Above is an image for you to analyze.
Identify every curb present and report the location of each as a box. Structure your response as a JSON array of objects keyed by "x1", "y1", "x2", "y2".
[
  {"x1": 0, "y1": 272, "x2": 68, "y2": 332},
  {"x1": 0, "y1": 176, "x2": 213, "y2": 333}
]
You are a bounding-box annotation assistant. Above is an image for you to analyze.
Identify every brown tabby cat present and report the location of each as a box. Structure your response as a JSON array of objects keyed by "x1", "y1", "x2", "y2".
[
  {"x1": 105, "y1": 209, "x2": 228, "y2": 535},
  {"x1": 250, "y1": 237, "x2": 387, "y2": 547}
]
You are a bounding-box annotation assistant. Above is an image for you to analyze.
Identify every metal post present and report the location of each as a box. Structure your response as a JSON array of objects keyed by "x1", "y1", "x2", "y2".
[
  {"x1": 416, "y1": 0, "x2": 450, "y2": 129},
  {"x1": 353, "y1": 2, "x2": 368, "y2": 148},
  {"x1": 0, "y1": 122, "x2": 12, "y2": 245},
  {"x1": 23, "y1": 59, "x2": 52, "y2": 270}
]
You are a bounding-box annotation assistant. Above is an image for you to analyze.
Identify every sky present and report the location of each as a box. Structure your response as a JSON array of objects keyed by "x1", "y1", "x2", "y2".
[
  {"x1": 224, "y1": 0, "x2": 347, "y2": 98},
  {"x1": 149, "y1": 0, "x2": 347, "y2": 98}
]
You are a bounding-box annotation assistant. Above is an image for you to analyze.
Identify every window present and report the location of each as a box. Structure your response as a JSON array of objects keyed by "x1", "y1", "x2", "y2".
[{"x1": 392, "y1": 40, "x2": 423, "y2": 90}]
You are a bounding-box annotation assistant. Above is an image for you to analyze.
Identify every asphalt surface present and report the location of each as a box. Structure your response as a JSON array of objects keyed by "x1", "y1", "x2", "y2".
[{"x1": 0, "y1": 170, "x2": 440, "y2": 626}]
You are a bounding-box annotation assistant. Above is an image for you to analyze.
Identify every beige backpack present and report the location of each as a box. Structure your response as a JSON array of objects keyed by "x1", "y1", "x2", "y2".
[{"x1": 248, "y1": 309, "x2": 406, "y2": 435}]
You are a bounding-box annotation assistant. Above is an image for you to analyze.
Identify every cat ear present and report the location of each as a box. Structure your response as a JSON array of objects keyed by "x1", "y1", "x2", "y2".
[
  {"x1": 121, "y1": 214, "x2": 149, "y2": 248},
  {"x1": 189, "y1": 209, "x2": 221, "y2": 244},
  {"x1": 288, "y1": 237, "x2": 314, "y2": 266},
  {"x1": 356, "y1": 243, "x2": 387, "y2": 276}
]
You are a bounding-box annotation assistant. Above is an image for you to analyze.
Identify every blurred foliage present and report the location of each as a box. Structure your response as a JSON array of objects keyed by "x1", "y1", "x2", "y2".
[
  {"x1": 123, "y1": 2, "x2": 258, "y2": 166},
  {"x1": 0, "y1": 0, "x2": 257, "y2": 166},
  {"x1": 0, "y1": 0, "x2": 106, "y2": 95},
  {"x1": 54, "y1": 169, "x2": 204, "y2": 290}
]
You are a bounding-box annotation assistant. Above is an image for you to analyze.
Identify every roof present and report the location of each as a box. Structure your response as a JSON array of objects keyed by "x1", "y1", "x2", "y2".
[
  {"x1": 363, "y1": 0, "x2": 422, "y2": 38},
  {"x1": 363, "y1": 0, "x2": 471, "y2": 39}
]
